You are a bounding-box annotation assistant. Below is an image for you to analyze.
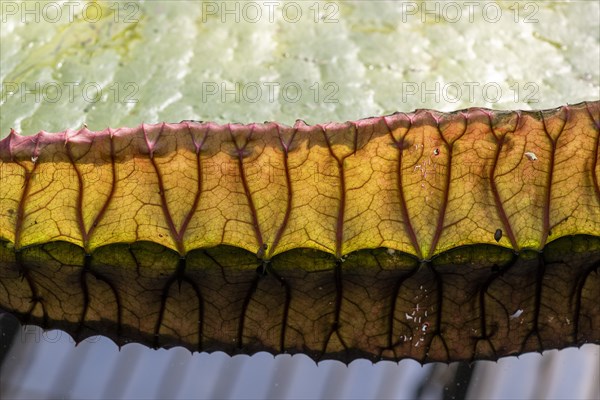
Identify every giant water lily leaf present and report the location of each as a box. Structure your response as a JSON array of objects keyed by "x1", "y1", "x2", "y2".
[
  {"x1": 1, "y1": 0, "x2": 599, "y2": 365},
  {"x1": 0, "y1": 101, "x2": 598, "y2": 363}
]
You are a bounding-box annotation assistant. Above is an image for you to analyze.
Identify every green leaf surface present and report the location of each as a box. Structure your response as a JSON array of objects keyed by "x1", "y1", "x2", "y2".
[{"x1": 1, "y1": 1, "x2": 599, "y2": 134}]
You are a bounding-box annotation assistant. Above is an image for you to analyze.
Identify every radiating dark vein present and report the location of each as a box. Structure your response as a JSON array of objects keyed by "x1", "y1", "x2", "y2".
[
  {"x1": 320, "y1": 124, "x2": 350, "y2": 258},
  {"x1": 179, "y1": 123, "x2": 208, "y2": 253},
  {"x1": 236, "y1": 270, "x2": 260, "y2": 350},
  {"x1": 265, "y1": 262, "x2": 291, "y2": 352},
  {"x1": 572, "y1": 260, "x2": 600, "y2": 342},
  {"x1": 427, "y1": 112, "x2": 467, "y2": 259},
  {"x1": 382, "y1": 115, "x2": 422, "y2": 259},
  {"x1": 229, "y1": 124, "x2": 264, "y2": 252},
  {"x1": 382, "y1": 260, "x2": 419, "y2": 358},
  {"x1": 586, "y1": 102, "x2": 600, "y2": 207},
  {"x1": 65, "y1": 128, "x2": 117, "y2": 250},
  {"x1": 66, "y1": 136, "x2": 88, "y2": 247},
  {"x1": 153, "y1": 256, "x2": 204, "y2": 351},
  {"x1": 424, "y1": 262, "x2": 450, "y2": 362},
  {"x1": 471, "y1": 253, "x2": 518, "y2": 361},
  {"x1": 486, "y1": 111, "x2": 520, "y2": 251},
  {"x1": 11, "y1": 131, "x2": 39, "y2": 250},
  {"x1": 539, "y1": 107, "x2": 567, "y2": 248},
  {"x1": 320, "y1": 261, "x2": 348, "y2": 357},
  {"x1": 14, "y1": 251, "x2": 46, "y2": 327},
  {"x1": 143, "y1": 123, "x2": 182, "y2": 253},
  {"x1": 268, "y1": 124, "x2": 296, "y2": 258},
  {"x1": 520, "y1": 254, "x2": 546, "y2": 353}
]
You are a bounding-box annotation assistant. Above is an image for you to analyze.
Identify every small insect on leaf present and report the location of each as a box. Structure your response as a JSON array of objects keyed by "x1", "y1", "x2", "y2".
[
  {"x1": 494, "y1": 229, "x2": 503, "y2": 242},
  {"x1": 510, "y1": 309, "x2": 524, "y2": 320},
  {"x1": 524, "y1": 151, "x2": 538, "y2": 161}
]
